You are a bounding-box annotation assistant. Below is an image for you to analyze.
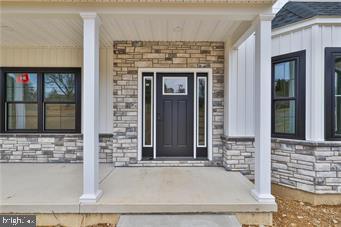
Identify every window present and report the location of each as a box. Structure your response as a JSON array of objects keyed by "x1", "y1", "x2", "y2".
[
  {"x1": 196, "y1": 73, "x2": 208, "y2": 157},
  {"x1": 143, "y1": 76, "x2": 153, "y2": 147},
  {"x1": 0, "y1": 68, "x2": 81, "y2": 133},
  {"x1": 272, "y1": 51, "x2": 306, "y2": 139},
  {"x1": 162, "y1": 77, "x2": 187, "y2": 95},
  {"x1": 197, "y1": 76, "x2": 207, "y2": 147},
  {"x1": 325, "y1": 48, "x2": 341, "y2": 140},
  {"x1": 5, "y1": 73, "x2": 39, "y2": 130},
  {"x1": 142, "y1": 72, "x2": 154, "y2": 158}
]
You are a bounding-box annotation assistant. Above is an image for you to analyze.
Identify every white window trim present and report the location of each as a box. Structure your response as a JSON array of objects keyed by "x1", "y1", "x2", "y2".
[
  {"x1": 137, "y1": 68, "x2": 213, "y2": 161},
  {"x1": 197, "y1": 76, "x2": 207, "y2": 148},
  {"x1": 162, "y1": 76, "x2": 188, "y2": 95},
  {"x1": 142, "y1": 76, "x2": 153, "y2": 147}
]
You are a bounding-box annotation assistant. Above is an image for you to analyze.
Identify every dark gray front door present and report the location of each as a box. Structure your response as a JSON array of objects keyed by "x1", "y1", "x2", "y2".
[{"x1": 156, "y1": 73, "x2": 194, "y2": 157}]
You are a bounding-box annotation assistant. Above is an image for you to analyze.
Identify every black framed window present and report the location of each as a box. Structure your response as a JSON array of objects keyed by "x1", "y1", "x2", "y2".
[
  {"x1": 272, "y1": 50, "x2": 306, "y2": 139},
  {"x1": 325, "y1": 48, "x2": 341, "y2": 140},
  {"x1": 0, "y1": 67, "x2": 81, "y2": 133}
]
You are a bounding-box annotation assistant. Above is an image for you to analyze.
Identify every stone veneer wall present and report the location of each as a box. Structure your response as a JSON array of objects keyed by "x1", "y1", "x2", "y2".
[
  {"x1": 272, "y1": 138, "x2": 341, "y2": 194},
  {"x1": 0, "y1": 134, "x2": 113, "y2": 163},
  {"x1": 222, "y1": 136, "x2": 341, "y2": 194},
  {"x1": 113, "y1": 41, "x2": 225, "y2": 166},
  {"x1": 221, "y1": 136, "x2": 255, "y2": 180}
]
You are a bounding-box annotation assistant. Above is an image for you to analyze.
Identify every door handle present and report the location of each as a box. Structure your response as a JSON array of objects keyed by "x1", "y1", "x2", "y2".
[{"x1": 157, "y1": 113, "x2": 161, "y2": 121}]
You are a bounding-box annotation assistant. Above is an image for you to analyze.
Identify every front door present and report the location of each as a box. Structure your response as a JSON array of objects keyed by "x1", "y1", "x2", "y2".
[{"x1": 156, "y1": 73, "x2": 194, "y2": 157}]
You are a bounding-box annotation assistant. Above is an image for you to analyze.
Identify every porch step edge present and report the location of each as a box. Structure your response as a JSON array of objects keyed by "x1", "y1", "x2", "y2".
[{"x1": 117, "y1": 214, "x2": 241, "y2": 227}]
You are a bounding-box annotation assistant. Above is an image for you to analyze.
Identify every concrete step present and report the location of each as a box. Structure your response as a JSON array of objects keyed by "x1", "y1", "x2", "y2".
[{"x1": 117, "y1": 214, "x2": 241, "y2": 227}]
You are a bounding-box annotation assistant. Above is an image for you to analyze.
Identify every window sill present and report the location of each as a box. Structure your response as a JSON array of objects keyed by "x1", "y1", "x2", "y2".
[
  {"x1": 0, "y1": 133, "x2": 113, "y2": 138},
  {"x1": 0, "y1": 133, "x2": 83, "y2": 137},
  {"x1": 272, "y1": 137, "x2": 341, "y2": 147}
]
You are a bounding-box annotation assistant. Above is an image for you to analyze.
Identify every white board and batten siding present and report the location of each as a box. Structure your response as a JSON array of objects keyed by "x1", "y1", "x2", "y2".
[
  {"x1": 0, "y1": 47, "x2": 113, "y2": 133},
  {"x1": 228, "y1": 35, "x2": 255, "y2": 137},
  {"x1": 228, "y1": 23, "x2": 341, "y2": 141}
]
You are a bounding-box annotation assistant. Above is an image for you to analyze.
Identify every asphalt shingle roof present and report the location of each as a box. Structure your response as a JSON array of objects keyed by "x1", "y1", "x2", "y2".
[{"x1": 272, "y1": 1, "x2": 341, "y2": 29}]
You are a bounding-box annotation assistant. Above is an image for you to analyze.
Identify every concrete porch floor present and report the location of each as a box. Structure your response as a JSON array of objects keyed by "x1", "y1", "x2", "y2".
[{"x1": 0, "y1": 164, "x2": 277, "y2": 213}]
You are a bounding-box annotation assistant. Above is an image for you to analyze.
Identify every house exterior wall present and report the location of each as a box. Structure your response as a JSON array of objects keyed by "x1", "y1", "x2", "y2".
[
  {"x1": 222, "y1": 136, "x2": 255, "y2": 179},
  {"x1": 224, "y1": 23, "x2": 341, "y2": 194},
  {"x1": 0, "y1": 42, "x2": 225, "y2": 166},
  {"x1": 0, "y1": 46, "x2": 113, "y2": 133},
  {"x1": 228, "y1": 24, "x2": 341, "y2": 140},
  {"x1": 223, "y1": 137, "x2": 341, "y2": 194},
  {"x1": 228, "y1": 35, "x2": 255, "y2": 137},
  {"x1": 0, "y1": 46, "x2": 114, "y2": 162},
  {"x1": 0, "y1": 134, "x2": 113, "y2": 163},
  {"x1": 272, "y1": 24, "x2": 341, "y2": 141},
  {"x1": 112, "y1": 41, "x2": 225, "y2": 166},
  {"x1": 271, "y1": 138, "x2": 341, "y2": 194}
]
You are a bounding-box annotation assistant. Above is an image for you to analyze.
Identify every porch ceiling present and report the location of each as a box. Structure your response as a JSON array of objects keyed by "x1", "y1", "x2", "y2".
[{"x1": 0, "y1": 13, "x2": 251, "y2": 47}]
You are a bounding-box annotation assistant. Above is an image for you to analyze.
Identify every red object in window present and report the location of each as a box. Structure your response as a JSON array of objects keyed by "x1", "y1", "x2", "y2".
[{"x1": 16, "y1": 73, "x2": 30, "y2": 84}]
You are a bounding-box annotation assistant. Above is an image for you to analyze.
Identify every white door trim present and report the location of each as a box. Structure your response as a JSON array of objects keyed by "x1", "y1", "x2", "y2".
[{"x1": 138, "y1": 68, "x2": 213, "y2": 161}]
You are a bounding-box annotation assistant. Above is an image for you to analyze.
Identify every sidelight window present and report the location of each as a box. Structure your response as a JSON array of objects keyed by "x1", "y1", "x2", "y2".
[
  {"x1": 197, "y1": 76, "x2": 207, "y2": 147},
  {"x1": 143, "y1": 76, "x2": 153, "y2": 147}
]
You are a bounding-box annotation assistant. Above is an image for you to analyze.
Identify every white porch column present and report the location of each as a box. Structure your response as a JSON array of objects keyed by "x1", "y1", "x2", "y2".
[
  {"x1": 224, "y1": 42, "x2": 231, "y2": 136},
  {"x1": 251, "y1": 15, "x2": 275, "y2": 203},
  {"x1": 79, "y1": 12, "x2": 102, "y2": 203}
]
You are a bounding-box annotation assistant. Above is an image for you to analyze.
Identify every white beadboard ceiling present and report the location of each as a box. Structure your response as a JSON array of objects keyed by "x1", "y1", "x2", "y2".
[{"x1": 1, "y1": 14, "x2": 245, "y2": 47}]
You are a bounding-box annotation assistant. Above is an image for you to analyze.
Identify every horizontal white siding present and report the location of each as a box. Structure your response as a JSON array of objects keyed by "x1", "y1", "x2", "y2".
[
  {"x1": 0, "y1": 47, "x2": 83, "y2": 67},
  {"x1": 229, "y1": 24, "x2": 341, "y2": 141},
  {"x1": 0, "y1": 46, "x2": 113, "y2": 133}
]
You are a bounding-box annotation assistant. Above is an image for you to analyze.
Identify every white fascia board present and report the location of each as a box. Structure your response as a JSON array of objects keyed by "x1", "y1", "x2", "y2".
[
  {"x1": 1, "y1": 3, "x2": 271, "y2": 20},
  {"x1": 272, "y1": 16, "x2": 341, "y2": 37},
  {"x1": 231, "y1": 13, "x2": 274, "y2": 49}
]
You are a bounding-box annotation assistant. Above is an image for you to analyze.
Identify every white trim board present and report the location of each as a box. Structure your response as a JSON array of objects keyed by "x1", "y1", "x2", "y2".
[
  {"x1": 272, "y1": 17, "x2": 341, "y2": 37},
  {"x1": 137, "y1": 68, "x2": 213, "y2": 161}
]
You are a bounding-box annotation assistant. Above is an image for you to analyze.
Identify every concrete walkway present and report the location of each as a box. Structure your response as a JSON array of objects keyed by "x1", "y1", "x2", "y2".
[
  {"x1": 0, "y1": 164, "x2": 277, "y2": 213},
  {"x1": 117, "y1": 215, "x2": 241, "y2": 227}
]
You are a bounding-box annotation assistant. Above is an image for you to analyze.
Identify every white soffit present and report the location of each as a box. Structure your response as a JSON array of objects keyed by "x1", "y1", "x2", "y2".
[{"x1": 0, "y1": 14, "x2": 244, "y2": 47}]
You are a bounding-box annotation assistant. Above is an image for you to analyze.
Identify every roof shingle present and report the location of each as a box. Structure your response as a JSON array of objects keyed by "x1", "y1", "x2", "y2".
[{"x1": 272, "y1": 1, "x2": 341, "y2": 29}]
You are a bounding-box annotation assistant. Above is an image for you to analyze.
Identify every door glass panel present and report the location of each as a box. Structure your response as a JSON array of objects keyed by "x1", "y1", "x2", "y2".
[
  {"x1": 197, "y1": 77, "x2": 207, "y2": 146},
  {"x1": 163, "y1": 77, "x2": 187, "y2": 95},
  {"x1": 45, "y1": 104, "x2": 75, "y2": 130},
  {"x1": 143, "y1": 77, "x2": 153, "y2": 146},
  {"x1": 7, "y1": 103, "x2": 38, "y2": 130},
  {"x1": 274, "y1": 100, "x2": 296, "y2": 134},
  {"x1": 274, "y1": 61, "x2": 296, "y2": 98},
  {"x1": 6, "y1": 73, "x2": 38, "y2": 101},
  {"x1": 335, "y1": 56, "x2": 341, "y2": 136},
  {"x1": 44, "y1": 73, "x2": 75, "y2": 102}
]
